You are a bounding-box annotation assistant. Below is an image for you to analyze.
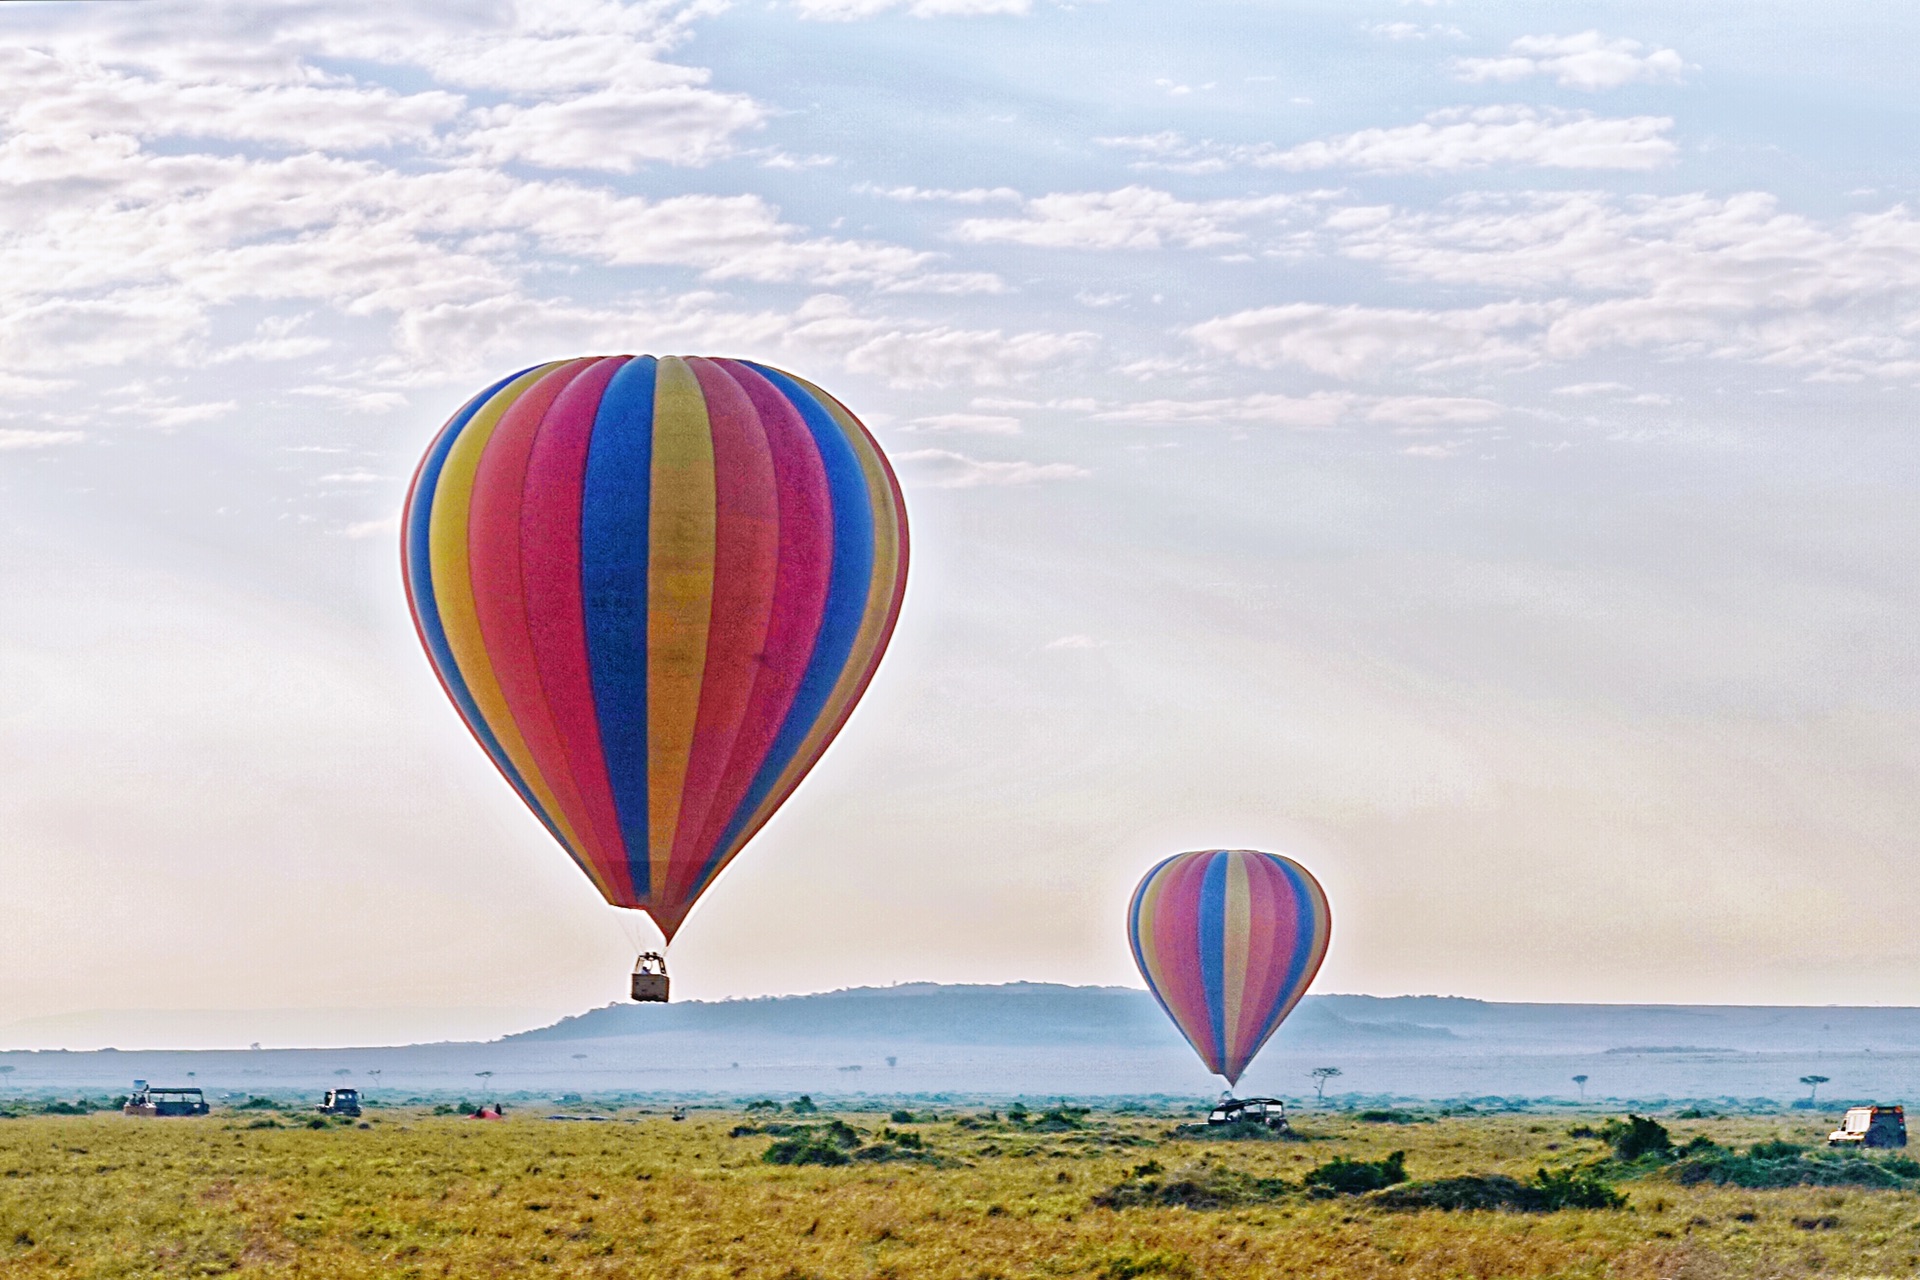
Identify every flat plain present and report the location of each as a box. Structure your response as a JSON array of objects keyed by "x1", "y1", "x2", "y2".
[{"x1": 3, "y1": 1105, "x2": 1916, "y2": 1279}]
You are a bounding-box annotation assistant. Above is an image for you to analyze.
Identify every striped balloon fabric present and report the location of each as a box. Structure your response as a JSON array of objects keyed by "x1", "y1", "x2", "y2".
[
  {"x1": 1128, "y1": 850, "x2": 1332, "y2": 1085},
  {"x1": 403, "y1": 356, "x2": 908, "y2": 941}
]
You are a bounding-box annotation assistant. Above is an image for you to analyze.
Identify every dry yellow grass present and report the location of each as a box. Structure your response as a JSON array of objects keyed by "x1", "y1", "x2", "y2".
[{"x1": 2, "y1": 1108, "x2": 1916, "y2": 1278}]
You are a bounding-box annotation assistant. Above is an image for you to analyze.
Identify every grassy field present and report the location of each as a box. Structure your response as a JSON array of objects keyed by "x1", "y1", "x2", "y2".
[{"x1": 3, "y1": 1103, "x2": 1917, "y2": 1279}]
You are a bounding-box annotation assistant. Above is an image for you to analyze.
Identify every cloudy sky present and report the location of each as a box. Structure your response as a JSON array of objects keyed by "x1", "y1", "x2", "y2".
[{"x1": 1, "y1": 0, "x2": 1916, "y2": 1047}]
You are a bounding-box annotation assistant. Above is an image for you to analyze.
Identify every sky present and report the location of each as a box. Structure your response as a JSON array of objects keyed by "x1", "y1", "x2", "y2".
[{"x1": 1, "y1": 0, "x2": 1917, "y2": 1048}]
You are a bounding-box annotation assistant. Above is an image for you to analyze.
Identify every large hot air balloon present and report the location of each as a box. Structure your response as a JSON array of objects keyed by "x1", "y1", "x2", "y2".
[
  {"x1": 403, "y1": 357, "x2": 908, "y2": 998},
  {"x1": 1128, "y1": 849, "x2": 1331, "y2": 1087}
]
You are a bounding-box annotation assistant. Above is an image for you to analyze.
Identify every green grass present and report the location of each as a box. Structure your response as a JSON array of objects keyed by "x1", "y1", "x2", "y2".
[{"x1": 3, "y1": 1108, "x2": 1919, "y2": 1277}]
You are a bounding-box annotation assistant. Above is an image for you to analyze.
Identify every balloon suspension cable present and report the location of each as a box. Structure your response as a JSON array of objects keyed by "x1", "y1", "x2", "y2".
[{"x1": 612, "y1": 904, "x2": 661, "y2": 955}]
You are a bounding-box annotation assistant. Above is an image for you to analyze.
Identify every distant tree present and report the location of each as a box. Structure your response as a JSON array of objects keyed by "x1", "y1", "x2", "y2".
[
  {"x1": 1801, "y1": 1075, "x2": 1830, "y2": 1103},
  {"x1": 0, "y1": 1065, "x2": 14, "y2": 1091},
  {"x1": 1572, "y1": 1075, "x2": 1589, "y2": 1101},
  {"x1": 571, "y1": 1053, "x2": 587, "y2": 1061},
  {"x1": 1310, "y1": 1066, "x2": 1342, "y2": 1103},
  {"x1": 366, "y1": 1070, "x2": 382, "y2": 1091},
  {"x1": 887, "y1": 1056, "x2": 898, "y2": 1069},
  {"x1": 334, "y1": 1068, "x2": 352, "y2": 1078},
  {"x1": 790, "y1": 1095, "x2": 817, "y2": 1115}
]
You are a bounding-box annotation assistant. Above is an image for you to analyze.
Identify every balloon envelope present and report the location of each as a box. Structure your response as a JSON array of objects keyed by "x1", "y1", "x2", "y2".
[
  {"x1": 1128, "y1": 849, "x2": 1331, "y2": 1085},
  {"x1": 403, "y1": 356, "x2": 908, "y2": 940}
]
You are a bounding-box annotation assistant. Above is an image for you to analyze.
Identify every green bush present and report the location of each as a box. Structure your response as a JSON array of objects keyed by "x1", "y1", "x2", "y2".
[
  {"x1": 1669, "y1": 1144, "x2": 1917, "y2": 1190},
  {"x1": 1375, "y1": 1174, "x2": 1545, "y2": 1212},
  {"x1": 1090, "y1": 1161, "x2": 1290, "y2": 1210},
  {"x1": 1533, "y1": 1167, "x2": 1626, "y2": 1209},
  {"x1": 1598, "y1": 1115, "x2": 1672, "y2": 1162},
  {"x1": 763, "y1": 1137, "x2": 849, "y2": 1166},
  {"x1": 1375, "y1": 1165, "x2": 1625, "y2": 1213},
  {"x1": 1304, "y1": 1151, "x2": 1407, "y2": 1194},
  {"x1": 788, "y1": 1096, "x2": 818, "y2": 1115}
]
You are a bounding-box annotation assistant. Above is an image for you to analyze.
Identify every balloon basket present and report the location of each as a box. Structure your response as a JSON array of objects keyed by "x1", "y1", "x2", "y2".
[{"x1": 631, "y1": 952, "x2": 669, "y2": 1003}]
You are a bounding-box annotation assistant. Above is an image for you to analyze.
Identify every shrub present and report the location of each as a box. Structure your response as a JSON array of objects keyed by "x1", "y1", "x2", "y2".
[
  {"x1": 1375, "y1": 1166, "x2": 1625, "y2": 1213},
  {"x1": 788, "y1": 1096, "x2": 818, "y2": 1115},
  {"x1": 889, "y1": 1109, "x2": 917, "y2": 1124},
  {"x1": 1030, "y1": 1107, "x2": 1089, "y2": 1132},
  {"x1": 1598, "y1": 1115, "x2": 1672, "y2": 1162},
  {"x1": 1168, "y1": 1120, "x2": 1298, "y2": 1143},
  {"x1": 1747, "y1": 1139, "x2": 1804, "y2": 1160},
  {"x1": 743, "y1": 1099, "x2": 780, "y2": 1114},
  {"x1": 235, "y1": 1097, "x2": 279, "y2": 1111},
  {"x1": 1356, "y1": 1109, "x2": 1417, "y2": 1124},
  {"x1": 1375, "y1": 1174, "x2": 1546, "y2": 1212},
  {"x1": 763, "y1": 1137, "x2": 849, "y2": 1166},
  {"x1": 1669, "y1": 1145, "x2": 1917, "y2": 1190},
  {"x1": 1092, "y1": 1160, "x2": 1292, "y2": 1210},
  {"x1": 1304, "y1": 1151, "x2": 1407, "y2": 1195},
  {"x1": 1533, "y1": 1166, "x2": 1626, "y2": 1209}
]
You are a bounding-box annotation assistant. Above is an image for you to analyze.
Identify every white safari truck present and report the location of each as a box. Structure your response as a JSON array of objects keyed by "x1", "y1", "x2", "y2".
[{"x1": 1828, "y1": 1105, "x2": 1907, "y2": 1148}]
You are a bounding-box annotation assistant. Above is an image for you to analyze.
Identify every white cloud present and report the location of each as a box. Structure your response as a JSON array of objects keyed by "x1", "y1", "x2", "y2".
[
  {"x1": 1188, "y1": 301, "x2": 1549, "y2": 377},
  {"x1": 1365, "y1": 21, "x2": 1464, "y2": 41},
  {"x1": 792, "y1": 0, "x2": 1030, "y2": 18},
  {"x1": 955, "y1": 186, "x2": 1300, "y2": 250},
  {"x1": 291, "y1": 385, "x2": 410, "y2": 413},
  {"x1": 860, "y1": 184, "x2": 1023, "y2": 204},
  {"x1": 902, "y1": 412, "x2": 1023, "y2": 435},
  {"x1": 1457, "y1": 31, "x2": 1687, "y2": 91},
  {"x1": 1364, "y1": 396, "x2": 1505, "y2": 424},
  {"x1": 1043, "y1": 634, "x2": 1104, "y2": 649},
  {"x1": 1324, "y1": 192, "x2": 1920, "y2": 379},
  {"x1": 0, "y1": 429, "x2": 84, "y2": 450},
  {"x1": 892, "y1": 448, "x2": 1088, "y2": 487},
  {"x1": 1094, "y1": 392, "x2": 1352, "y2": 429},
  {"x1": 0, "y1": 46, "x2": 466, "y2": 155},
  {"x1": 340, "y1": 516, "x2": 401, "y2": 539},
  {"x1": 1552, "y1": 381, "x2": 1633, "y2": 396},
  {"x1": 1100, "y1": 107, "x2": 1674, "y2": 174},
  {"x1": 459, "y1": 83, "x2": 764, "y2": 172}
]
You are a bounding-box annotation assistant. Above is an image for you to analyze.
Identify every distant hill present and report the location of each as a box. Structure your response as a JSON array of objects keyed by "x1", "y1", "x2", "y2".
[
  {"x1": 503, "y1": 984, "x2": 1920, "y2": 1055},
  {"x1": 504, "y1": 984, "x2": 1460, "y2": 1046}
]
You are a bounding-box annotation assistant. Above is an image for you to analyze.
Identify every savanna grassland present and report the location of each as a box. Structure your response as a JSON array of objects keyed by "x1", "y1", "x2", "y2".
[{"x1": 3, "y1": 1104, "x2": 1918, "y2": 1279}]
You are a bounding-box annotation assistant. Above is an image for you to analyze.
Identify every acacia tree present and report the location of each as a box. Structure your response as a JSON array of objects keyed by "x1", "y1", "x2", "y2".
[
  {"x1": 1801, "y1": 1074, "x2": 1830, "y2": 1104},
  {"x1": 1310, "y1": 1066, "x2": 1342, "y2": 1103},
  {"x1": 1572, "y1": 1074, "x2": 1589, "y2": 1101}
]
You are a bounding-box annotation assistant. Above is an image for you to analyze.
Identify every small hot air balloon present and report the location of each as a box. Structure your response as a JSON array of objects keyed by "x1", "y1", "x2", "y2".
[
  {"x1": 1128, "y1": 849, "x2": 1331, "y2": 1087},
  {"x1": 403, "y1": 357, "x2": 908, "y2": 999}
]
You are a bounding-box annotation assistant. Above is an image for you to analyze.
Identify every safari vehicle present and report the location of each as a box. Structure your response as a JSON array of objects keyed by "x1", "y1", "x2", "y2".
[
  {"x1": 123, "y1": 1084, "x2": 209, "y2": 1117},
  {"x1": 1207, "y1": 1097, "x2": 1289, "y2": 1130},
  {"x1": 1828, "y1": 1105, "x2": 1907, "y2": 1148},
  {"x1": 318, "y1": 1088, "x2": 362, "y2": 1117}
]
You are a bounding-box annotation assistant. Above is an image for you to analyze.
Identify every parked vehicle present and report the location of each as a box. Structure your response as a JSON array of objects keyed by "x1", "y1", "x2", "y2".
[
  {"x1": 317, "y1": 1089, "x2": 362, "y2": 1117},
  {"x1": 1206, "y1": 1097, "x2": 1289, "y2": 1130},
  {"x1": 1829, "y1": 1105, "x2": 1907, "y2": 1148},
  {"x1": 124, "y1": 1084, "x2": 209, "y2": 1117}
]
